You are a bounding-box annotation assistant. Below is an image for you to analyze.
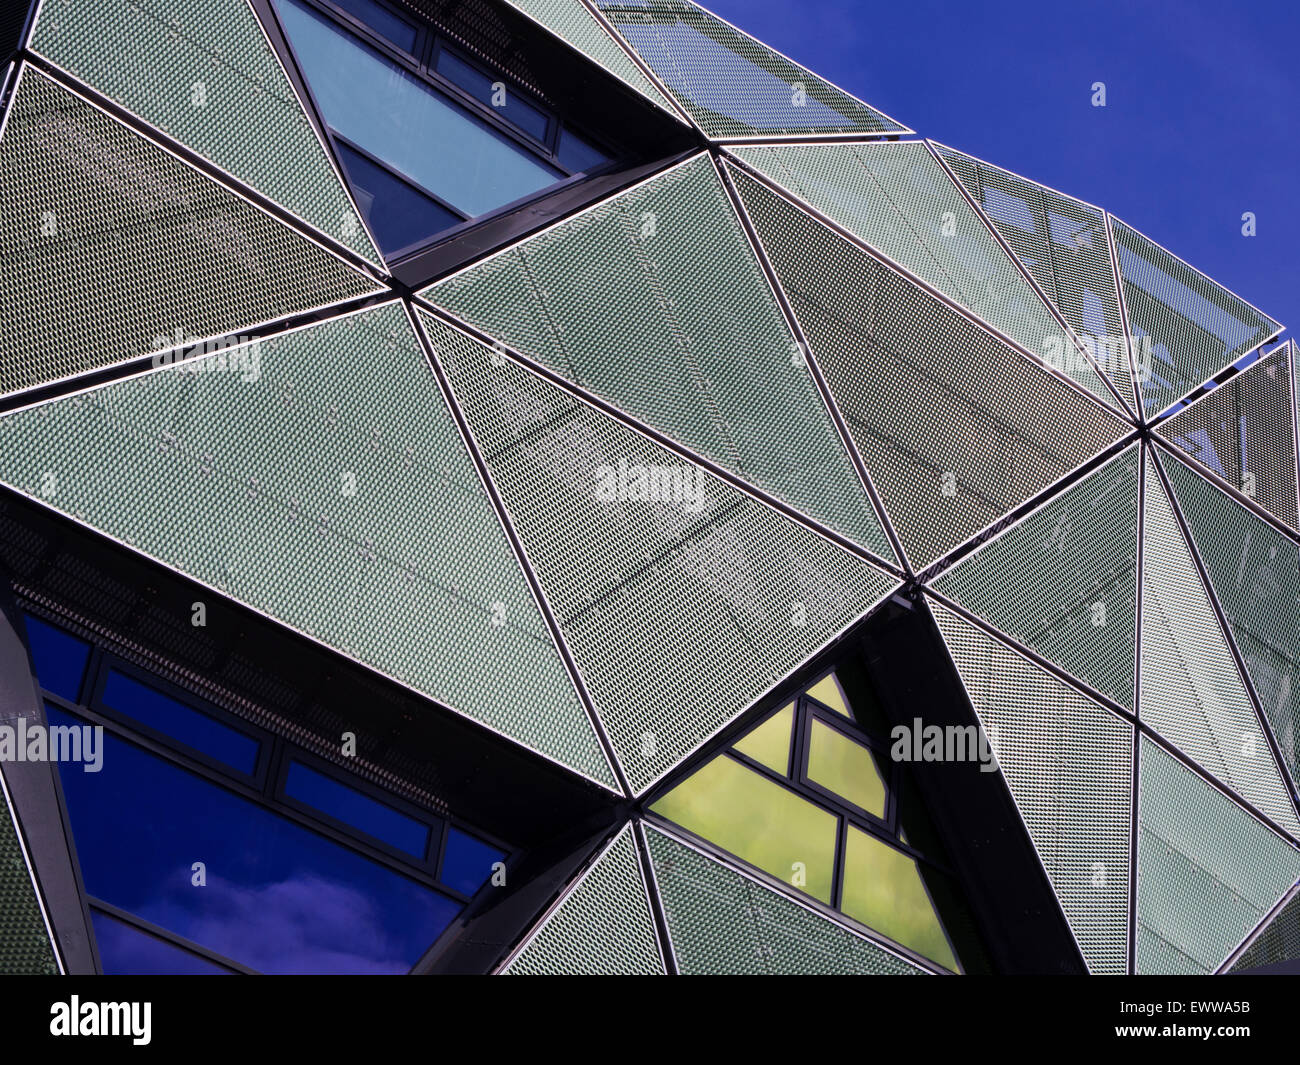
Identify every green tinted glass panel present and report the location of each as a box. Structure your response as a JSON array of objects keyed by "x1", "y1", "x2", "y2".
[
  {"x1": 806, "y1": 720, "x2": 886, "y2": 818},
  {"x1": 733, "y1": 703, "x2": 793, "y2": 774},
  {"x1": 840, "y1": 825, "x2": 958, "y2": 972},
  {"x1": 651, "y1": 756, "x2": 836, "y2": 903},
  {"x1": 806, "y1": 673, "x2": 850, "y2": 717}
]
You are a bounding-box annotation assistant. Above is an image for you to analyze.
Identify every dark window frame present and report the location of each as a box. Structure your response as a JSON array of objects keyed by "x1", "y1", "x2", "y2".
[
  {"x1": 274, "y1": 0, "x2": 621, "y2": 261},
  {"x1": 21, "y1": 603, "x2": 512, "y2": 975}
]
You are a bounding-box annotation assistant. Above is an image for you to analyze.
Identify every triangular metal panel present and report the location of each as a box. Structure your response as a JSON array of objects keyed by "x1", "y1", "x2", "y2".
[
  {"x1": 0, "y1": 772, "x2": 58, "y2": 973},
  {"x1": 0, "y1": 303, "x2": 619, "y2": 789},
  {"x1": 643, "y1": 823, "x2": 924, "y2": 975},
  {"x1": 501, "y1": 824, "x2": 665, "y2": 974},
  {"x1": 1111, "y1": 217, "x2": 1282, "y2": 419},
  {"x1": 930, "y1": 599, "x2": 1131, "y2": 974},
  {"x1": 1156, "y1": 343, "x2": 1298, "y2": 530},
  {"x1": 933, "y1": 143, "x2": 1135, "y2": 410},
  {"x1": 1161, "y1": 451, "x2": 1300, "y2": 796},
  {"x1": 728, "y1": 143, "x2": 1124, "y2": 412},
  {"x1": 1140, "y1": 452, "x2": 1300, "y2": 835},
  {"x1": 419, "y1": 308, "x2": 899, "y2": 794},
  {"x1": 29, "y1": 0, "x2": 382, "y2": 263},
  {"x1": 0, "y1": 66, "x2": 382, "y2": 403},
  {"x1": 1136, "y1": 737, "x2": 1300, "y2": 974},
  {"x1": 1227, "y1": 884, "x2": 1300, "y2": 972},
  {"x1": 592, "y1": 0, "x2": 909, "y2": 140},
  {"x1": 931, "y1": 444, "x2": 1139, "y2": 709},
  {"x1": 422, "y1": 153, "x2": 895, "y2": 564}
]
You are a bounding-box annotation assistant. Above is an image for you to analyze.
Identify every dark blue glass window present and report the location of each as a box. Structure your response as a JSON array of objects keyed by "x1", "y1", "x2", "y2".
[
  {"x1": 276, "y1": 0, "x2": 562, "y2": 221},
  {"x1": 90, "y1": 909, "x2": 234, "y2": 975},
  {"x1": 285, "y1": 760, "x2": 429, "y2": 859},
  {"x1": 435, "y1": 48, "x2": 550, "y2": 143},
  {"x1": 101, "y1": 669, "x2": 260, "y2": 777},
  {"x1": 50, "y1": 706, "x2": 460, "y2": 974},
  {"x1": 336, "y1": 142, "x2": 463, "y2": 257},
  {"x1": 441, "y1": 827, "x2": 505, "y2": 895},
  {"x1": 329, "y1": 0, "x2": 418, "y2": 53},
  {"x1": 556, "y1": 126, "x2": 610, "y2": 174},
  {"x1": 22, "y1": 614, "x2": 90, "y2": 702}
]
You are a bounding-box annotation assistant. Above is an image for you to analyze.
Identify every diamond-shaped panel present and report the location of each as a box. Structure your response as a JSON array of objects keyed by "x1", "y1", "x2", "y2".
[
  {"x1": 424, "y1": 154, "x2": 894, "y2": 562},
  {"x1": 0, "y1": 304, "x2": 616, "y2": 788},
  {"x1": 729, "y1": 164, "x2": 1128, "y2": 570},
  {"x1": 421, "y1": 309, "x2": 898, "y2": 793}
]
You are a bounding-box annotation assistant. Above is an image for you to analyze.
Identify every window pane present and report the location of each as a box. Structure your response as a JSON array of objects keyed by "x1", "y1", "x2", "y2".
[
  {"x1": 285, "y1": 760, "x2": 429, "y2": 859},
  {"x1": 805, "y1": 672, "x2": 850, "y2": 717},
  {"x1": 22, "y1": 614, "x2": 90, "y2": 702},
  {"x1": 337, "y1": 141, "x2": 464, "y2": 256},
  {"x1": 435, "y1": 48, "x2": 550, "y2": 143},
  {"x1": 277, "y1": 0, "x2": 563, "y2": 217},
  {"x1": 805, "y1": 719, "x2": 886, "y2": 817},
  {"x1": 90, "y1": 909, "x2": 234, "y2": 975},
  {"x1": 731, "y1": 702, "x2": 792, "y2": 774},
  {"x1": 330, "y1": 0, "x2": 418, "y2": 53},
  {"x1": 102, "y1": 670, "x2": 260, "y2": 776},
  {"x1": 556, "y1": 125, "x2": 610, "y2": 174},
  {"x1": 840, "y1": 825, "x2": 959, "y2": 972},
  {"x1": 50, "y1": 706, "x2": 459, "y2": 974},
  {"x1": 651, "y1": 755, "x2": 836, "y2": 903},
  {"x1": 440, "y1": 827, "x2": 504, "y2": 895}
]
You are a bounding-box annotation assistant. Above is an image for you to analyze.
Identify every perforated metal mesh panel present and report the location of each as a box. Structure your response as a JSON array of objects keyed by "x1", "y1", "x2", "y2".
[
  {"x1": 1112, "y1": 219, "x2": 1281, "y2": 418},
  {"x1": 594, "y1": 0, "x2": 906, "y2": 139},
  {"x1": 1157, "y1": 345, "x2": 1298, "y2": 530},
  {"x1": 0, "y1": 781, "x2": 57, "y2": 974},
  {"x1": 1163, "y1": 454, "x2": 1300, "y2": 795},
  {"x1": 29, "y1": 0, "x2": 380, "y2": 262},
  {"x1": 728, "y1": 146, "x2": 1121, "y2": 411},
  {"x1": 935, "y1": 145, "x2": 1133, "y2": 408},
  {"x1": 932, "y1": 446, "x2": 1138, "y2": 708},
  {"x1": 729, "y1": 167, "x2": 1128, "y2": 570},
  {"x1": 0, "y1": 68, "x2": 380, "y2": 401},
  {"x1": 421, "y1": 310, "x2": 898, "y2": 793},
  {"x1": 644, "y1": 825, "x2": 923, "y2": 975},
  {"x1": 425, "y1": 155, "x2": 894, "y2": 562},
  {"x1": 931, "y1": 600, "x2": 1131, "y2": 974},
  {"x1": 1228, "y1": 890, "x2": 1300, "y2": 972},
  {"x1": 1137, "y1": 737, "x2": 1300, "y2": 974},
  {"x1": 500, "y1": 0, "x2": 679, "y2": 116},
  {"x1": 0, "y1": 304, "x2": 616, "y2": 787},
  {"x1": 1141, "y1": 457, "x2": 1300, "y2": 834},
  {"x1": 504, "y1": 826, "x2": 664, "y2": 974}
]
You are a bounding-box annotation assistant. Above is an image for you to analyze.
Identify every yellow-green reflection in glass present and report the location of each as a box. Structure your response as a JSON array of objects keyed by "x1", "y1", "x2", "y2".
[
  {"x1": 805, "y1": 673, "x2": 851, "y2": 717},
  {"x1": 806, "y1": 719, "x2": 887, "y2": 817},
  {"x1": 840, "y1": 825, "x2": 959, "y2": 972},
  {"x1": 732, "y1": 703, "x2": 793, "y2": 774},
  {"x1": 650, "y1": 755, "x2": 837, "y2": 903}
]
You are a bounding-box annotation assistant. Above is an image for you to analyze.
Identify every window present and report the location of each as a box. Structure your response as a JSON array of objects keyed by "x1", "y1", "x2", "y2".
[
  {"x1": 651, "y1": 670, "x2": 964, "y2": 972},
  {"x1": 24, "y1": 610, "x2": 509, "y2": 975},
  {"x1": 274, "y1": 0, "x2": 614, "y2": 258}
]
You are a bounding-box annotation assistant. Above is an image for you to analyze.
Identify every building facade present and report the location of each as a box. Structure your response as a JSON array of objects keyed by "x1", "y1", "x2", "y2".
[{"x1": 0, "y1": 0, "x2": 1296, "y2": 975}]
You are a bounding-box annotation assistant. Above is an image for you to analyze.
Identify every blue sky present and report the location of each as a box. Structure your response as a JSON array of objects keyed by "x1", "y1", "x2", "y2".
[{"x1": 705, "y1": 0, "x2": 1298, "y2": 342}]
